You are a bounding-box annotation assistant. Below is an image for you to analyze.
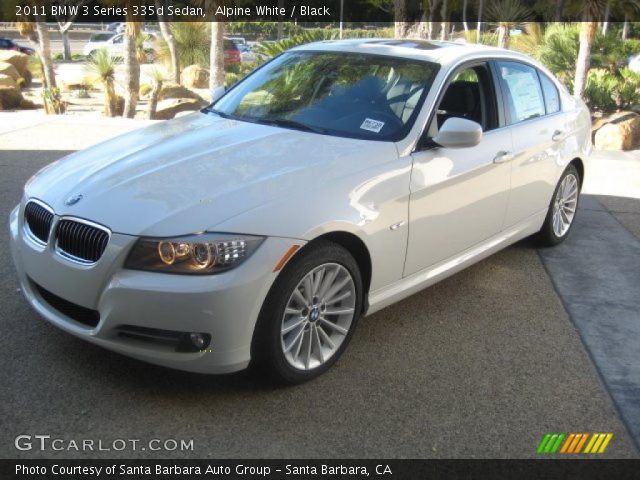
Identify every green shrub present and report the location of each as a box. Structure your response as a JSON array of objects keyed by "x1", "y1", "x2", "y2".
[
  {"x1": 157, "y1": 22, "x2": 210, "y2": 69},
  {"x1": 584, "y1": 67, "x2": 640, "y2": 113}
]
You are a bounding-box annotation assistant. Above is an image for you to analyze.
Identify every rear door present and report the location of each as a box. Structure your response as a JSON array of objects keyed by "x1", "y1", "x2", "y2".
[
  {"x1": 404, "y1": 61, "x2": 513, "y2": 276},
  {"x1": 492, "y1": 60, "x2": 569, "y2": 227}
]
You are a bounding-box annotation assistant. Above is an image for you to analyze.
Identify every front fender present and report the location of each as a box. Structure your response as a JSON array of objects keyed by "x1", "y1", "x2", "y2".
[{"x1": 212, "y1": 158, "x2": 413, "y2": 291}]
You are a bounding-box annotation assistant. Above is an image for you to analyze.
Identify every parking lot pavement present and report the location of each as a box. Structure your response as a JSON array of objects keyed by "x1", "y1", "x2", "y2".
[{"x1": 1, "y1": 148, "x2": 637, "y2": 459}]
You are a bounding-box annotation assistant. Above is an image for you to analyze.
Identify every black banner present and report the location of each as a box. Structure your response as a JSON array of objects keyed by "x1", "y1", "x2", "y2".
[
  {"x1": 3, "y1": 459, "x2": 640, "y2": 480},
  {"x1": 2, "y1": 0, "x2": 639, "y2": 23}
]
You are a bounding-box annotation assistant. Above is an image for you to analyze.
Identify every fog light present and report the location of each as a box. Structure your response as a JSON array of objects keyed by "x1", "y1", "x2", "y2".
[
  {"x1": 190, "y1": 333, "x2": 206, "y2": 349},
  {"x1": 177, "y1": 332, "x2": 211, "y2": 352}
]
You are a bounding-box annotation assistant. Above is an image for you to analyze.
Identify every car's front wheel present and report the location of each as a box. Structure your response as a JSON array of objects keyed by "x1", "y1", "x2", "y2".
[
  {"x1": 252, "y1": 240, "x2": 363, "y2": 384},
  {"x1": 536, "y1": 164, "x2": 581, "y2": 246}
]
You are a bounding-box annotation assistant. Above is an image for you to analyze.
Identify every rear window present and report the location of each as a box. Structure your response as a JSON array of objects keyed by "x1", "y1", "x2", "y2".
[{"x1": 539, "y1": 72, "x2": 561, "y2": 114}]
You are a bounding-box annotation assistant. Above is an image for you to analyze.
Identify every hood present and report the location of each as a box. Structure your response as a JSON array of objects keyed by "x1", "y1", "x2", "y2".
[{"x1": 25, "y1": 113, "x2": 398, "y2": 237}]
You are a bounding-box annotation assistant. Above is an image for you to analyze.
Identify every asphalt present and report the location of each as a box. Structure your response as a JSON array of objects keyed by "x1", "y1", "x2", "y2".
[{"x1": 0, "y1": 148, "x2": 637, "y2": 459}]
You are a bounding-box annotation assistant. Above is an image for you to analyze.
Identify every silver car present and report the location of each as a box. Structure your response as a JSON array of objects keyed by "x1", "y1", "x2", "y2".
[{"x1": 10, "y1": 40, "x2": 591, "y2": 383}]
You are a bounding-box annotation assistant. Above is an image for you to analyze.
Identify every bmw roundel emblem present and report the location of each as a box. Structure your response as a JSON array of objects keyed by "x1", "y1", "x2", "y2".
[{"x1": 65, "y1": 194, "x2": 83, "y2": 206}]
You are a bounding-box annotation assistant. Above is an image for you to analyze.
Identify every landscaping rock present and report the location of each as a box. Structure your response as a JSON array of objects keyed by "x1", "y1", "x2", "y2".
[
  {"x1": 594, "y1": 112, "x2": 640, "y2": 150},
  {"x1": 181, "y1": 65, "x2": 209, "y2": 89},
  {"x1": 61, "y1": 81, "x2": 90, "y2": 92},
  {"x1": 0, "y1": 73, "x2": 18, "y2": 89},
  {"x1": 159, "y1": 83, "x2": 203, "y2": 101},
  {"x1": 0, "y1": 85, "x2": 24, "y2": 110},
  {"x1": 0, "y1": 62, "x2": 21, "y2": 82},
  {"x1": 154, "y1": 98, "x2": 206, "y2": 120},
  {"x1": 0, "y1": 51, "x2": 31, "y2": 86}
]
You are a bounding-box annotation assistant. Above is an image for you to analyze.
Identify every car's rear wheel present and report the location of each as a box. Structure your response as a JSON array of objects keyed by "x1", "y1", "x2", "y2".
[
  {"x1": 251, "y1": 240, "x2": 363, "y2": 384},
  {"x1": 536, "y1": 164, "x2": 581, "y2": 246}
]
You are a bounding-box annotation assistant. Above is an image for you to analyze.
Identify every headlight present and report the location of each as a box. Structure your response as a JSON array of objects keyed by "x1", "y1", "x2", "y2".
[{"x1": 125, "y1": 233, "x2": 264, "y2": 275}]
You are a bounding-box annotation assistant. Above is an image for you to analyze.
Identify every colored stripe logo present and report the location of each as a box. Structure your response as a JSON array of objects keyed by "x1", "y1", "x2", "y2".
[{"x1": 537, "y1": 433, "x2": 613, "y2": 454}]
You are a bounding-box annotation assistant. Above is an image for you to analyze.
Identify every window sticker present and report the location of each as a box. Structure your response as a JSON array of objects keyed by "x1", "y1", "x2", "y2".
[
  {"x1": 360, "y1": 118, "x2": 385, "y2": 133},
  {"x1": 502, "y1": 72, "x2": 545, "y2": 122}
]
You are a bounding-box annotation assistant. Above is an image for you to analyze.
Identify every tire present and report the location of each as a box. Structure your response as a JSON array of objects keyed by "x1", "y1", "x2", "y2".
[
  {"x1": 251, "y1": 240, "x2": 363, "y2": 384},
  {"x1": 536, "y1": 164, "x2": 581, "y2": 247}
]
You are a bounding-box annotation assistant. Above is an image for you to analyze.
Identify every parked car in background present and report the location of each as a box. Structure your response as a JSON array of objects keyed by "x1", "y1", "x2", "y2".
[
  {"x1": 10, "y1": 40, "x2": 591, "y2": 384},
  {"x1": 84, "y1": 32, "x2": 156, "y2": 62},
  {"x1": 106, "y1": 22, "x2": 125, "y2": 33},
  {"x1": 0, "y1": 37, "x2": 34, "y2": 55},
  {"x1": 629, "y1": 54, "x2": 640, "y2": 73},
  {"x1": 224, "y1": 38, "x2": 242, "y2": 66},
  {"x1": 232, "y1": 40, "x2": 257, "y2": 63}
]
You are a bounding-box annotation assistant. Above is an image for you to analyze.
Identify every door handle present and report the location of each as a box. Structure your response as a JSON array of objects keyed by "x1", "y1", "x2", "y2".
[
  {"x1": 493, "y1": 151, "x2": 514, "y2": 164},
  {"x1": 552, "y1": 130, "x2": 564, "y2": 142}
]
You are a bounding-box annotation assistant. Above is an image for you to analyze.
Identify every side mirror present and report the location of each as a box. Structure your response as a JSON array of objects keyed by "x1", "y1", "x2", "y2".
[
  {"x1": 211, "y1": 86, "x2": 226, "y2": 103},
  {"x1": 432, "y1": 117, "x2": 482, "y2": 148}
]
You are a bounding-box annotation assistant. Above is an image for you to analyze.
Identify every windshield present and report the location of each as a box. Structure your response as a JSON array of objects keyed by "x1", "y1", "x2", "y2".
[{"x1": 209, "y1": 51, "x2": 440, "y2": 141}]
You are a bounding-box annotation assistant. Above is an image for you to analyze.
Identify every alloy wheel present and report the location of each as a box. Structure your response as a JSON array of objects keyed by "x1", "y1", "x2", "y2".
[
  {"x1": 280, "y1": 263, "x2": 356, "y2": 371},
  {"x1": 552, "y1": 173, "x2": 579, "y2": 237}
]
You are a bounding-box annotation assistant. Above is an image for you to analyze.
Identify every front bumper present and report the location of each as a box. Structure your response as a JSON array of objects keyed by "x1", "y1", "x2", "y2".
[{"x1": 9, "y1": 204, "x2": 302, "y2": 374}]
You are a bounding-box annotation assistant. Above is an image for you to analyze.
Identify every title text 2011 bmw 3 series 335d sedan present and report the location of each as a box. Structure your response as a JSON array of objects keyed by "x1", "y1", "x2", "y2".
[{"x1": 10, "y1": 40, "x2": 591, "y2": 383}]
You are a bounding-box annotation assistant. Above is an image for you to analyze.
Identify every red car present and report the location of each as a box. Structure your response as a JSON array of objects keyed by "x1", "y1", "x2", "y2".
[
  {"x1": 224, "y1": 39, "x2": 241, "y2": 67},
  {"x1": 0, "y1": 38, "x2": 35, "y2": 55}
]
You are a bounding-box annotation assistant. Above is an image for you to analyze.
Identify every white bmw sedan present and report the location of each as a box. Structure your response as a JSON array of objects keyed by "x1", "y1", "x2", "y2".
[{"x1": 10, "y1": 40, "x2": 591, "y2": 383}]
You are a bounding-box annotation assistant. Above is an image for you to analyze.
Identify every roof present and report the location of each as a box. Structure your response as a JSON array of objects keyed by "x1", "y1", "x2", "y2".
[{"x1": 293, "y1": 38, "x2": 516, "y2": 65}]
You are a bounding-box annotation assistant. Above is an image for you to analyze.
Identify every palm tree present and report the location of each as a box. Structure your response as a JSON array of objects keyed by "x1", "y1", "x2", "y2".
[
  {"x1": 618, "y1": 0, "x2": 640, "y2": 39},
  {"x1": 16, "y1": 21, "x2": 56, "y2": 89},
  {"x1": 574, "y1": 0, "x2": 607, "y2": 99},
  {"x1": 54, "y1": 0, "x2": 88, "y2": 61},
  {"x1": 155, "y1": 0, "x2": 180, "y2": 84},
  {"x1": 555, "y1": 0, "x2": 566, "y2": 21},
  {"x1": 462, "y1": 0, "x2": 469, "y2": 32},
  {"x1": 486, "y1": 0, "x2": 532, "y2": 49},
  {"x1": 85, "y1": 48, "x2": 118, "y2": 117},
  {"x1": 122, "y1": 19, "x2": 142, "y2": 118},
  {"x1": 602, "y1": 0, "x2": 611, "y2": 35},
  {"x1": 476, "y1": 0, "x2": 485, "y2": 43},
  {"x1": 209, "y1": 22, "x2": 225, "y2": 91}
]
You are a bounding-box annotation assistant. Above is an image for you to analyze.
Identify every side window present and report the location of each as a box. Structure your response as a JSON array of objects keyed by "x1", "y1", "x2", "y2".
[
  {"x1": 496, "y1": 61, "x2": 545, "y2": 125},
  {"x1": 113, "y1": 35, "x2": 123, "y2": 44},
  {"x1": 435, "y1": 64, "x2": 498, "y2": 133},
  {"x1": 539, "y1": 72, "x2": 560, "y2": 114}
]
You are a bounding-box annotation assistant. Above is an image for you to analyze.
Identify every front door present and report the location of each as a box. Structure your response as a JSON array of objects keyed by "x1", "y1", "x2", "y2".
[{"x1": 404, "y1": 62, "x2": 512, "y2": 276}]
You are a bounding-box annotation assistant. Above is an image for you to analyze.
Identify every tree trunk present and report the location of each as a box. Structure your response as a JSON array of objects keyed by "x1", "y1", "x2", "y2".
[
  {"x1": 277, "y1": 0, "x2": 285, "y2": 39},
  {"x1": 34, "y1": 21, "x2": 56, "y2": 89},
  {"x1": 61, "y1": 28, "x2": 72, "y2": 61},
  {"x1": 104, "y1": 80, "x2": 116, "y2": 117},
  {"x1": 602, "y1": 2, "x2": 610, "y2": 35},
  {"x1": 123, "y1": 24, "x2": 140, "y2": 118},
  {"x1": 462, "y1": 0, "x2": 468, "y2": 32},
  {"x1": 148, "y1": 79, "x2": 162, "y2": 120},
  {"x1": 555, "y1": 0, "x2": 566, "y2": 21},
  {"x1": 394, "y1": 0, "x2": 410, "y2": 38},
  {"x1": 622, "y1": 15, "x2": 630, "y2": 40},
  {"x1": 574, "y1": 21, "x2": 597, "y2": 99},
  {"x1": 476, "y1": 0, "x2": 484, "y2": 43},
  {"x1": 440, "y1": 0, "x2": 448, "y2": 40},
  {"x1": 156, "y1": 0, "x2": 180, "y2": 84},
  {"x1": 497, "y1": 24, "x2": 509, "y2": 49},
  {"x1": 209, "y1": 22, "x2": 225, "y2": 91}
]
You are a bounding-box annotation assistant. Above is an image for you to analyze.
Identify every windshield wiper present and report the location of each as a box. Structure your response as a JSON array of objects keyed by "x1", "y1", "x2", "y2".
[
  {"x1": 205, "y1": 107, "x2": 235, "y2": 119},
  {"x1": 261, "y1": 118, "x2": 328, "y2": 135}
]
